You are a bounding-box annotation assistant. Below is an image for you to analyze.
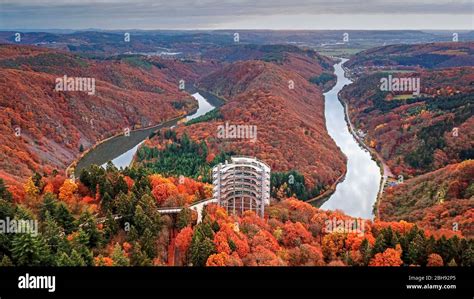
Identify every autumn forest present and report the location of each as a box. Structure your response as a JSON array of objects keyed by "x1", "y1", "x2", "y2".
[{"x1": 0, "y1": 30, "x2": 472, "y2": 269}]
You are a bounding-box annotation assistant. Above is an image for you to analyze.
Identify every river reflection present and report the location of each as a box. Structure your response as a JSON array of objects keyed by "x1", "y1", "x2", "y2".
[
  {"x1": 104, "y1": 141, "x2": 145, "y2": 169},
  {"x1": 186, "y1": 93, "x2": 215, "y2": 121},
  {"x1": 320, "y1": 59, "x2": 381, "y2": 219}
]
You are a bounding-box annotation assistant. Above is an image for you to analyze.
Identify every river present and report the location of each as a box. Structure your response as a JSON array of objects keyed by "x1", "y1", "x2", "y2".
[
  {"x1": 74, "y1": 92, "x2": 217, "y2": 176},
  {"x1": 105, "y1": 92, "x2": 215, "y2": 168},
  {"x1": 319, "y1": 59, "x2": 381, "y2": 219}
]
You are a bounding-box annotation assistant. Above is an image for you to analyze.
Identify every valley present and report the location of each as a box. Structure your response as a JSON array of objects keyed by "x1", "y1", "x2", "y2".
[
  {"x1": 0, "y1": 30, "x2": 472, "y2": 268},
  {"x1": 318, "y1": 59, "x2": 381, "y2": 219}
]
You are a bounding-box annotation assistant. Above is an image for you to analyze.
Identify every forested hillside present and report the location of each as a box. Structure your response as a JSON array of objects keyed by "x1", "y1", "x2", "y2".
[
  {"x1": 0, "y1": 45, "x2": 199, "y2": 188},
  {"x1": 340, "y1": 67, "x2": 473, "y2": 176},
  {"x1": 346, "y1": 42, "x2": 474, "y2": 70},
  {"x1": 380, "y1": 161, "x2": 473, "y2": 237},
  {"x1": 136, "y1": 48, "x2": 346, "y2": 199},
  {"x1": 0, "y1": 169, "x2": 471, "y2": 267},
  {"x1": 343, "y1": 43, "x2": 473, "y2": 237}
]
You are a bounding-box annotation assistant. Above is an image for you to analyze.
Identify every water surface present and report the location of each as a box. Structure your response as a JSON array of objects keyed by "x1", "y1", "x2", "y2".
[{"x1": 320, "y1": 59, "x2": 381, "y2": 219}]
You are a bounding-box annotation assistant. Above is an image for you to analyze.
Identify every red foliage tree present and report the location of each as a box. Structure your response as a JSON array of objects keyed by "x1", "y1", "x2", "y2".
[
  {"x1": 123, "y1": 176, "x2": 134, "y2": 191},
  {"x1": 213, "y1": 231, "x2": 232, "y2": 255},
  {"x1": 151, "y1": 182, "x2": 179, "y2": 205},
  {"x1": 245, "y1": 245, "x2": 284, "y2": 266},
  {"x1": 281, "y1": 221, "x2": 312, "y2": 247},
  {"x1": 175, "y1": 226, "x2": 193, "y2": 255},
  {"x1": 427, "y1": 253, "x2": 444, "y2": 266},
  {"x1": 250, "y1": 230, "x2": 280, "y2": 253}
]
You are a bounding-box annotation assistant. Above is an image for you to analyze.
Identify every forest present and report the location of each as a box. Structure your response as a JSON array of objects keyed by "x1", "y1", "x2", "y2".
[
  {"x1": 136, "y1": 131, "x2": 234, "y2": 183},
  {"x1": 342, "y1": 50, "x2": 473, "y2": 238},
  {"x1": 1, "y1": 38, "x2": 472, "y2": 268},
  {"x1": 309, "y1": 72, "x2": 337, "y2": 91},
  {"x1": 346, "y1": 42, "x2": 474, "y2": 70},
  {"x1": 0, "y1": 168, "x2": 472, "y2": 267},
  {"x1": 270, "y1": 171, "x2": 324, "y2": 201},
  {"x1": 379, "y1": 160, "x2": 474, "y2": 237},
  {"x1": 185, "y1": 108, "x2": 222, "y2": 126},
  {"x1": 137, "y1": 130, "x2": 323, "y2": 201},
  {"x1": 174, "y1": 55, "x2": 347, "y2": 193},
  {"x1": 0, "y1": 44, "x2": 199, "y2": 187},
  {"x1": 341, "y1": 67, "x2": 473, "y2": 176}
]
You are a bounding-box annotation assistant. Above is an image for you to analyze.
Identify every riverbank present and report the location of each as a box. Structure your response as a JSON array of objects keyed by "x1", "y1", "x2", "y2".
[
  {"x1": 67, "y1": 112, "x2": 189, "y2": 178},
  {"x1": 337, "y1": 64, "x2": 395, "y2": 219},
  {"x1": 187, "y1": 86, "x2": 229, "y2": 107},
  {"x1": 128, "y1": 87, "x2": 227, "y2": 168},
  {"x1": 305, "y1": 166, "x2": 347, "y2": 206}
]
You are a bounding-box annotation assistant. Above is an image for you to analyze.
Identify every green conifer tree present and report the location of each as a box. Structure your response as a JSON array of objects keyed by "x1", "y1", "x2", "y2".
[
  {"x1": 111, "y1": 243, "x2": 130, "y2": 266},
  {"x1": 11, "y1": 233, "x2": 51, "y2": 266}
]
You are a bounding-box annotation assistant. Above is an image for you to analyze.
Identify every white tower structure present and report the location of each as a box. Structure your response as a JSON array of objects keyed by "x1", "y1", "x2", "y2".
[{"x1": 212, "y1": 156, "x2": 271, "y2": 218}]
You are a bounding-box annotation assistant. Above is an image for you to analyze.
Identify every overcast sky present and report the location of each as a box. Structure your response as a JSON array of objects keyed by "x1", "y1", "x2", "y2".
[{"x1": 1, "y1": 0, "x2": 473, "y2": 30}]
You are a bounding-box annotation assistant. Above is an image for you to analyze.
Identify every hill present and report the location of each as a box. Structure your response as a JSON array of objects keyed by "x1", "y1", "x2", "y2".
[
  {"x1": 3, "y1": 30, "x2": 472, "y2": 57},
  {"x1": 342, "y1": 42, "x2": 473, "y2": 236},
  {"x1": 0, "y1": 45, "x2": 199, "y2": 186},
  {"x1": 0, "y1": 166, "x2": 471, "y2": 267},
  {"x1": 379, "y1": 161, "x2": 473, "y2": 237},
  {"x1": 136, "y1": 50, "x2": 346, "y2": 199},
  {"x1": 339, "y1": 67, "x2": 474, "y2": 176},
  {"x1": 345, "y1": 42, "x2": 474, "y2": 71}
]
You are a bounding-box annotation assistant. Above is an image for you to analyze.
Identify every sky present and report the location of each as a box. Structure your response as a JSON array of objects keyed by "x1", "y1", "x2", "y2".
[{"x1": 1, "y1": 0, "x2": 473, "y2": 30}]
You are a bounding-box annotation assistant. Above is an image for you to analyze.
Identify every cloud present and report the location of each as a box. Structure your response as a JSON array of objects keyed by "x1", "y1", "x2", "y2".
[{"x1": 1, "y1": 0, "x2": 472, "y2": 29}]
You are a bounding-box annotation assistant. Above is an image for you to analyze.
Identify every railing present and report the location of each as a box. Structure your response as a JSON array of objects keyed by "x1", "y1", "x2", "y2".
[
  {"x1": 230, "y1": 156, "x2": 272, "y2": 169},
  {"x1": 155, "y1": 197, "x2": 217, "y2": 212},
  {"x1": 93, "y1": 198, "x2": 218, "y2": 224}
]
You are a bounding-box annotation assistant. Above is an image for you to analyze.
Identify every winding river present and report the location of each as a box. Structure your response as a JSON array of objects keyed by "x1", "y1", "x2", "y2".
[
  {"x1": 320, "y1": 59, "x2": 381, "y2": 219},
  {"x1": 74, "y1": 91, "x2": 217, "y2": 176},
  {"x1": 105, "y1": 92, "x2": 215, "y2": 169},
  {"x1": 74, "y1": 60, "x2": 382, "y2": 219}
]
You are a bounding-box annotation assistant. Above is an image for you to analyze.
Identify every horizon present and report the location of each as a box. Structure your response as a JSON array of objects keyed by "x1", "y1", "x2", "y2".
[{"x1": 1, "y1": 29, "x2": 473, "y2": 32}]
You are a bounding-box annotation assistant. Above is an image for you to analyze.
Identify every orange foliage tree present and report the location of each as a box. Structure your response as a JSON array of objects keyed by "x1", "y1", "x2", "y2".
[
  {"x1": 206, "y1": 252, "x2": 243, "y2": 266},
  {"x1": 23, "y1": 177, "x2": 39, "y2": 198},
  {"x1": 250, "y1": 230, "x2": 280, "y2": 253},
  {"x1": 369, "y1": 245, "x2": 403, "y2": 266},
  {"x1": 59, "y1": 179, "x2": 78, "y2": 203},
  {"x1": 245, "y1": 245, "x2": 284, "y2": 266},
  {"x1": 322, "y1": 233, "x2": 346, "y2": 262},
  {"x1": 149, "y1": 174, "x2": 212, "y2": 206},
  {"x1": 94, "y1": 256, "x2": 113, "y2": 266}
]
